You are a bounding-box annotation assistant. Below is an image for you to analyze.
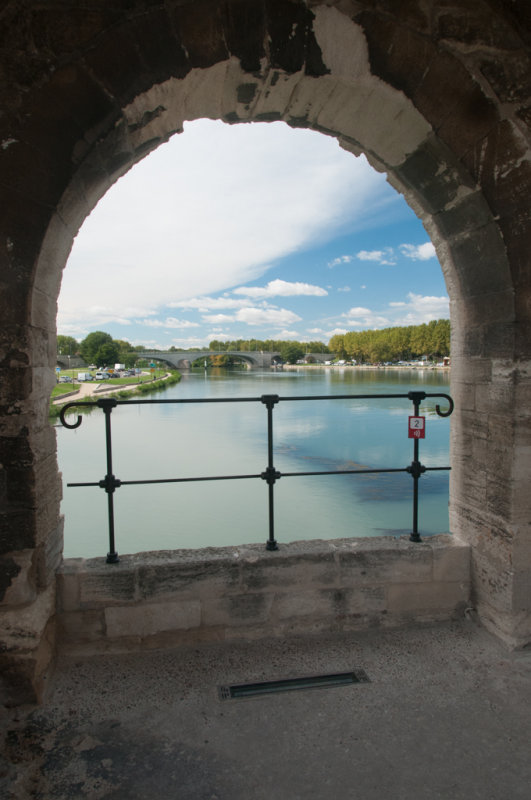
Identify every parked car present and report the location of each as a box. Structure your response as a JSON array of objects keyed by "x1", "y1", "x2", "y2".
[
  {"x1": 58, "y1": 376, "x2": 71, "y2": 383},
  {"x1": 77, "y1": 372, "x2": 94, "y2": 381},
  {"x1": 95, "y1": 372, "x2": 110, "y2": 380}
]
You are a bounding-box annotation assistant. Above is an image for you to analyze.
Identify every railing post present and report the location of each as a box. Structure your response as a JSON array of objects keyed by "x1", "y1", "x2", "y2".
[
  {"x1": 261, "y1": 395, "x2": 280, "y2": 551},
  {"x1": 97, "y1": 398, "x2": 121, "y2": 563},
  {"x1": 407, "y1": 391, "x2": 427, "y2": 543}
]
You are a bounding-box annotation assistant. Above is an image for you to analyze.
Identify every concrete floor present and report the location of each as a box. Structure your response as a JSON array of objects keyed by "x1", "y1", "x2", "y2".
[{"x1": 1, "y1": 618, "x2": 530, "y2": 799}]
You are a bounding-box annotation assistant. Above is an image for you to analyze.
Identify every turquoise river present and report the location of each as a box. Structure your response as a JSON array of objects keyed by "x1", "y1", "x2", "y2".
[{"x1": 56, "y1": 367, "x2": 452, "y2": 559}]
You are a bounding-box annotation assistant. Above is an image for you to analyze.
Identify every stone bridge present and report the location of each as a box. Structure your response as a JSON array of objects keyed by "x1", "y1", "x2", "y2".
[
  {"x1": 140, "y1": 351, "x2": 331, "y2": 370},
  {"x1": 56, "y1": 355, "x2": 85, "y2": 369}
]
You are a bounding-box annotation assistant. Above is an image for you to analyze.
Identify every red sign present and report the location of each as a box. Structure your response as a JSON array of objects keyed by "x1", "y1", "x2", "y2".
[{"x1": 408, "y1": 416, "x2": 425, "y2": 438}]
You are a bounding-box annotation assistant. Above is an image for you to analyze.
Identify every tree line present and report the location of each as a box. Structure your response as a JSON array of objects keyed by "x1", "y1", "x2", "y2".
[
  {"x1": 58, "y1": 321, "x2": 450, "y2": 368},
  {"x1": 329, "y1": 319, "x2": 450, "y2": 363},
  {"x1": 57, "y1": 332, "x2": 142, "y2": 368}
]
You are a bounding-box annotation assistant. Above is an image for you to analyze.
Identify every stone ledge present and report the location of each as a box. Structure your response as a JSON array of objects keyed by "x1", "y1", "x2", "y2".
[{"x1": 56, "y1": 534, "x2": 471, "y2": 653}]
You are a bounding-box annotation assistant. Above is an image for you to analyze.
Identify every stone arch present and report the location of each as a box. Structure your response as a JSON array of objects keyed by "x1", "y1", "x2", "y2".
[{"x1": 1, "y1": 0, "x2": 530, "y2": 702}]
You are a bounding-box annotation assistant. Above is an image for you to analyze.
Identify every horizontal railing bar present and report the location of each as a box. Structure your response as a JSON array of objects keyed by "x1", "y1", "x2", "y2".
[
  {"x1": 263, "y1": 393, "x2": 449, "y2": 402},
  {"x1": 113, "y1": 474, "x2": 261, "y2": 484},
  {"x1": 281, "y1": 468, "x2": 408, "y2": 477},
  {"x1": 67, "y1": 474, "x2": 262, "y2": 487},
  {"x1": 63, "y1": 391, "x2": 451, "y2": 407},
  {"x1": 282, "y1": 466, "x2": 450, "y2": 477},
  {"x1": 67, "y1": 464, "x2": 450, "y2": 489}
]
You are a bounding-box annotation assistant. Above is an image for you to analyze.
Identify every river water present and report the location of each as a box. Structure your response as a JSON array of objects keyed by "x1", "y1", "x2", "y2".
[{"x1": 57, "y1": 367, "x2": 452, "y2": 559}]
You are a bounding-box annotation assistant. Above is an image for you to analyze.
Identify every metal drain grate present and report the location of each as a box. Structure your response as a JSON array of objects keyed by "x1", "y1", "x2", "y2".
[{"x1": 218, "y1": 669, "x2": 369, "y2": 700}]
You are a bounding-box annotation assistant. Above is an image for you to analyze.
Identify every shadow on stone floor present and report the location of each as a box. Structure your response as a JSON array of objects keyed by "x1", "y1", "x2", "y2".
[{"x1": 2, "y1": 619, "x2": 530, "y2": 799}]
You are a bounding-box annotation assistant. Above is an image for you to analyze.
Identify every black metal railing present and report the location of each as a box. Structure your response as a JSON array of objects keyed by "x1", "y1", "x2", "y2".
[{"x1": 59, "y1": 390, "x2": 453, "y2": 563}]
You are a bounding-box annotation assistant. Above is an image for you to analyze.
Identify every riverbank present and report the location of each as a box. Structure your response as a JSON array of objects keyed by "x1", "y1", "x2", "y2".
[{"x1": 50, "y1": 371, "x2": 181, "y2": 418}]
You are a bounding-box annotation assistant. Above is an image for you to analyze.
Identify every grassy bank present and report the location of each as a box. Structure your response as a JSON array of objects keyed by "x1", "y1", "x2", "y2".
[{"x1": 49, "y1": 371, "x2": 181, "y2": 420}]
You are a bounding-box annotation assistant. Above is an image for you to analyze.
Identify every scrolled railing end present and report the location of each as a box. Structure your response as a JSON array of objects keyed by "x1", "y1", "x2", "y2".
[
  {"x1": 434, "y1": 393, "x2": 454, "y2": 418},
  {"x1": 59, "y1": 401, "x2": 95, "y2": 429}
]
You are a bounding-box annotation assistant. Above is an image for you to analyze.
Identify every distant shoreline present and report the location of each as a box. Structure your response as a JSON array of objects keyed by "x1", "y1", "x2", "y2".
[{"x1": 280, "y1": 364, "x2": 450, "y2": 371}]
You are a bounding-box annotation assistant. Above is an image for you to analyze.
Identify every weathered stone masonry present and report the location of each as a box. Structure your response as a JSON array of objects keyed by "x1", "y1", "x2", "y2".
[
  {"x1": 1, "y1": 1, "x2": 530, "y2": 703},
  {"x1": 57, "y1": 537, "x2": 470, "y2": 655}
]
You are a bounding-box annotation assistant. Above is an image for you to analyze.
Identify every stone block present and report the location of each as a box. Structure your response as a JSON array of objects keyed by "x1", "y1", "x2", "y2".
[
  {"x1": 136, "y1": 553, "x2": 240, "y2": 599},
  {"x1": 105, "y1": 600, "x2": 201, "y2": 639},
  {"x1": 337, "y1": 539, "x2": 432, "y2": 584},
  {"x1": 276, "y1": 585, "x2": 387, "y2": 620},
  {"x1": 0, "y1": 549, "x2": 36, "y2": 606},
  {"x1": 272, "y1": 589, "x2": 337, "y2": 621},
  {"x1": 201, "y1": 592, "x2": 273, "y2": 628},
  {"x1": 387, "y1": 581, "x2": 469, "y2": 614},
  {"x1": 414, "y1": 50, "x2": 497, "y2": 160},
  {"x1": 57, "y1": 568, "x2": 81, "y2": 612},
  {"x1": 79, "y1": 567, "x2": 137, "y2": 607},
  {"x1": 59, "y1": 610, "x2": 105, "y2": 643},
  {"x1": 0, "y1": 584, "x2": 55, "y2": 650},
  {"x1": 434, "y1": 191, "x2": 493, "y2": 240},
  {"x1": 239, "y1": 550, "x2": 336, "y2": 591},
  {"x1": 512, "y1": 569, "x2": 531, "y2": 611},
  {"x1": 432, "y1": 537, "x2": 470, "y2": 583},
  {"x1": 36, "y1": 517, "x2": 64, "y2": 589}
]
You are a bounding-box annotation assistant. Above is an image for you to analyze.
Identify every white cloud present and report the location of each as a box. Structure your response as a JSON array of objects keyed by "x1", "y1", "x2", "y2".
[
  {"x1": 205, "y1": 332, "x2": 232, "y2": 342},
  {"x1": 346, "y1": 306, "x2": 371, "y2": 316},
  {"x1": 169, "y1": 296, "x2": 252, "y2": 311},
  {"x1": 59, "y1": 119, "x2": 389, "y2": 331},
  {"x1": 326, "y1": 327, "x2": 348, "y2": 337},
  {"x1": 399, "y1": 242, "x2": 436, "y2": 260},
  {"x1": 328, "y1": 255, "x2": 353, "y2": 268},
  {"x1": 334, "y1": 291, "x2": 448, "y2": 332},
  {"x1": 201, "y1": 313, "x2": 235, "y2": 324},
  {"x1": 356, "y1": 248, "x2": 396, "y2": 266},
  {"x1": 391, "y1": 292, "x2": 449, "y2": 323},
  {"x1": 235, "y1": 307, "x2": 302, "y2": 326},
  {"x1": 341, "y1": 306, "x2": 391, "y2": 328},
  {"x1": 277, "y1": 330, "x2": 300, "y2": 338},
  {"x1": 233, "y1": 279, "x2": 327, "y2": 298},
  {"x1": 140, "y1": 317, "x2": 200, "y2": 328},
  {"x1": 169, "y1": 336, "x2": 206, "y2": 348},
  {"x1": 337, "y1": 286, "x2": 351, "y2": 292},
  {"x1": 344, "y1": 315, "x2": 391, "y2": 329}
]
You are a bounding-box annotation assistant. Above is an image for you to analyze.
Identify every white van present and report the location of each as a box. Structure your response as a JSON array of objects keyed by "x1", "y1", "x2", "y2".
[{"x1": 77, "y1": 372, "x2": 93, "y2": 381}]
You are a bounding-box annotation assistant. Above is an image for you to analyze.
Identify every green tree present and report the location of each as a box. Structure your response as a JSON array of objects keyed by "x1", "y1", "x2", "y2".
[
  {"x1": 329, "y1": 334, "x2": 346, "y2": 359},
  {"x1": 95, "y1": 340, "x2": 120, "y2": 367},
  {"x1": 80, "y1": 331, "x2": 114, "y2": 363},
  {"x1": 306, "y1": 340, "x2": 329, "y2": 354},
  {"x1": 280, "y1": 342, "x2": 304, "y2": 364},
  {"x1": 328, "y1": 320, "x2": 450, "y2": 363},
  {"x1": 57, "y1": 335, "x2": 79, "y2": 356},
  {"x1": 209, "y1": 340, "x2": 228, "y2": 351}
]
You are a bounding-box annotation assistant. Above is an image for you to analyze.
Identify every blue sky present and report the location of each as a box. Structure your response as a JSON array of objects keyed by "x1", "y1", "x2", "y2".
[{"x1": 58, "y1": 119, "x2": 449, "y2": 348}]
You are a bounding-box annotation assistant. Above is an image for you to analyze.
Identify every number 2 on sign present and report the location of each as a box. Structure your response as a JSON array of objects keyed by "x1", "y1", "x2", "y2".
[{"x1": 408, "y1": 416, "x2": 425, "y2": 439}]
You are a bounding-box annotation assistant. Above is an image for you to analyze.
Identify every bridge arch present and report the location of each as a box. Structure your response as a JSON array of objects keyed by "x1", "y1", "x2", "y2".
[
  {"x1": 142, "y1": 351, "x2": 281, "y2": 370},
  {"x1": 2, "y1": 1, "x2": 531, "y2": 699}
]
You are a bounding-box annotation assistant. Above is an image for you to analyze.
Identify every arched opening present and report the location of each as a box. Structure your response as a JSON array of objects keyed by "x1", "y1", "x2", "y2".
[
  {"x1": 55, "y1": 117, "x2": 450, "y2": 559},
  {"x1": 2, "y1": 0, "x2": 530, "y2": 702}
]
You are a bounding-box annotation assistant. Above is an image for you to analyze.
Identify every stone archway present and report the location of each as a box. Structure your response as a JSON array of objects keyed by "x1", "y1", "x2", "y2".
[{"x1": 1, "y1": 0, "x2": 530, "y2": 702}]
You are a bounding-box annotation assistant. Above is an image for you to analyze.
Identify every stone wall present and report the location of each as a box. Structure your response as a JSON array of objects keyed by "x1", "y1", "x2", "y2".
[
  {"x1": 57, "y1": 535, "x2": 470, "y2": 654},
  {"x1": 1, "y1": 0, "x2": 531, "y2": 703}
]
